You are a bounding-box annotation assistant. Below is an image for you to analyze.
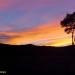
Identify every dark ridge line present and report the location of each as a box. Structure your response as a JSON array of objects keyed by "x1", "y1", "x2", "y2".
[{"x1": 0, "y1": 43, "x2": 75, "y2": 48}]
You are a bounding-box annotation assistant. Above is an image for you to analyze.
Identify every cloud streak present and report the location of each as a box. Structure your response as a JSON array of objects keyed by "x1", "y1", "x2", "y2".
[
  {"x1": 0, "y1": 0, "x2": 75, "y2": 46},
  {"x1": 0, "y1": 22, "x2": 71, "y2": 46}
]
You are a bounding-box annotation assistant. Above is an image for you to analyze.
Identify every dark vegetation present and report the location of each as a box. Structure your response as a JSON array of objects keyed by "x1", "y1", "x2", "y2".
[
  {"x1": 60, "y1": 12, "x2": 75, "y2": 45},
  {"x1": 0, "y1": 44, "x2": 75, "y2": 75}
]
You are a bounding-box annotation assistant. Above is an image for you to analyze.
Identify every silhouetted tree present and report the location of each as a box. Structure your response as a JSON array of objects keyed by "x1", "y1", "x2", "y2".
[{"x1": 60, "y1": 12, "x2": 75, "y2": 45}]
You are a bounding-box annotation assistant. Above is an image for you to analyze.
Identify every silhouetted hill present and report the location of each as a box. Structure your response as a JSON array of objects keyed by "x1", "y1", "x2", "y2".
[{"x1": 0, "y1": 44, "x2": 75, "y2": 75}]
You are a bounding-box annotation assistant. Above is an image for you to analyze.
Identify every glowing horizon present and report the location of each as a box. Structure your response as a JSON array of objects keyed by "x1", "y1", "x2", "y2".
[
  {"x1": 0, "y1": 0, "x2": 75, "y2": 47},
  {"x1": 0, "y1": 21, "x2": 72, "y2": 47}
]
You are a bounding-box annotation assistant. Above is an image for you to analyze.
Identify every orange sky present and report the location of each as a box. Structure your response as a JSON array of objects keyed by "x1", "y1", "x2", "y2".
[
  {"x1": 0, "y1": 21, "x2": 72, "y2": 47},
  {"x1": 0, "y1": 0, "x2": 75, "y2": 47}
]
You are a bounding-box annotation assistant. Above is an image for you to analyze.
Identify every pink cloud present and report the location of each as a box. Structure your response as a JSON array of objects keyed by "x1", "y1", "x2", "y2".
[
  {"x1": 0, "y1": 0, "x2": 12, "y2": 10},
  {"x1": 0, "y1": 0, "x2": 74, "y2": 12},
  {"x1": 0, "y1": 0, "x2": 49, "y2": 11},
  {"x1": 0, "y1": 0, "x2": 72, "y2": 12},
  {"x1": 14, "y1": 0, "x2": 56, "y2": 11}
]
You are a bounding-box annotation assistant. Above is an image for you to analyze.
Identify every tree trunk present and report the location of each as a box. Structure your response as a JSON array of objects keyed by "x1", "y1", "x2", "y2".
[{"x1": 72, "y1": 29, "x2": 74, "y2": 45}]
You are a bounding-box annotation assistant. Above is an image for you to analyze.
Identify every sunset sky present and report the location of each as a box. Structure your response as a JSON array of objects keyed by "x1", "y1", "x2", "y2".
[{"x1": 0, "y1": 0, "x2": 75, "y2": 46}]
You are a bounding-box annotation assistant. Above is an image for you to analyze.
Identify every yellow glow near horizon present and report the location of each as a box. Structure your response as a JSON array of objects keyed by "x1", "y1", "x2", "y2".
[
  {"x1": 44, "y1": 37, "x2": 72, "y2": 47},
  {"x1": 0, "y1": 22, "x2": 72, "y2": 47}
]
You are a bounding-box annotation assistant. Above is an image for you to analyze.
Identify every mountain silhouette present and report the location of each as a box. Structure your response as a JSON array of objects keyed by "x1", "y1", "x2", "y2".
[{"x1": 0, "y1": 44, "x2": 75, "y2": 75}]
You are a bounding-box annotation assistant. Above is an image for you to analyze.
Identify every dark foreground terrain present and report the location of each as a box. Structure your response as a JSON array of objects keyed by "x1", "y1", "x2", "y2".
[{"x1": 0, "y1": 44, "x2": 75, "y2": 75}]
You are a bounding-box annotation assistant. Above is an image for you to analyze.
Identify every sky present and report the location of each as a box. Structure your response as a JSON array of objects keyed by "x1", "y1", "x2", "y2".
[{"x1": 0, "y1": 0, "x2": 75, "y2": 46}]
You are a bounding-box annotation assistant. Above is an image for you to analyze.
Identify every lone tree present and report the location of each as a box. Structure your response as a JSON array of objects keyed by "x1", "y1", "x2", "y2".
[{"x1": 60, "y1": 12, "x2": 75, "y2": 45}]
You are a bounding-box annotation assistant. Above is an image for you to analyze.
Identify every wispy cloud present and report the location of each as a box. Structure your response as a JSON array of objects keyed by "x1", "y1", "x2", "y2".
[
  {"x1": 0, "y1": 22, "x2": 71, "y2": 46},
  {"x1": 0, "y1": 0, "x2": 74, "y2": 46}
]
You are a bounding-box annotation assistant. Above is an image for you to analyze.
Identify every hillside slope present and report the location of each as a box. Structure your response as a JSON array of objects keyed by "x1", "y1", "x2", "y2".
[{"x1": 0, "y1": 44, "x2": 75, "y2": 75}]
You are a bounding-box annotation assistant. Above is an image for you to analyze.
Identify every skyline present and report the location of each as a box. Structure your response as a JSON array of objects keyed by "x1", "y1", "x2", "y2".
[{"x1": 0, "y1": 0, "x2": 75, "y2": 46}]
